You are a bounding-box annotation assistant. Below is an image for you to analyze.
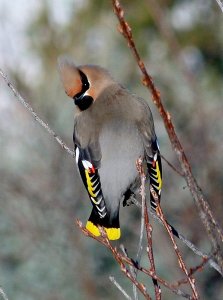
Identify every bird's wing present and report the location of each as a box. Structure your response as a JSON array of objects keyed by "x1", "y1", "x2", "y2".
[
  {"x1": 73, "y1": 115, "x2": 120, "y2": 240},
  {"x1": 73, "y1": 115, "x2": 107, "y2": 217},
  {"x1": 74, "y1": 144, "x2": 108, "y2": 219},
  {"x1": 73, "y1": 115, "x2": 102, "y2": 168}
]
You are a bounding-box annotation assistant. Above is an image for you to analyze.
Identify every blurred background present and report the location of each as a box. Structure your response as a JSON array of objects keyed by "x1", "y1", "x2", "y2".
[{"x1": 0, "y1": 0, "x2": 223, "y2": 299}]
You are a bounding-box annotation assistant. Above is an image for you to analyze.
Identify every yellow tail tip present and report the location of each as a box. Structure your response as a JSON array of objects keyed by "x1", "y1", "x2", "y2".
[{"x1": 86, "y1": 221, "x2": 121, "y2": 240}]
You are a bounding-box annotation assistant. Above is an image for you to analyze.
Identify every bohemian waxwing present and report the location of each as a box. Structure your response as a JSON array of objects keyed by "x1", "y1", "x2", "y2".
[{"x1": 58, "y1": 56, "x2": 162, "y2": 240}]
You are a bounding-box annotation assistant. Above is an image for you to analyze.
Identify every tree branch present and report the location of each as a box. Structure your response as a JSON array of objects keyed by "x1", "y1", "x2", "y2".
[
  {"x1": 76, "y1": 220, "x2": 193, "y2": 299},
  {"x1": 150, "y1": 186, "x2": 199, "y2": 299},
  {"x1": 0, "y1": 68, "x2": 75, "y2": 158},
  {"x1": 112, "y1": 0, "x2": 223, "y2": 272},
  {"x1": 137, "y1": 159, "x2": 161, "y2": 300},
  {"x1": 172, "y1": 256, "x2": 210, "y2": 288},
  {"x1": 215, "y1": 0, "x2": 223, "y2": 12},
  {"x1": 131, "y1": 196, "x2": 223, "y2": 276},
  {"x1": 120, "y1": 245, "x2": 141, "y2": 300}
]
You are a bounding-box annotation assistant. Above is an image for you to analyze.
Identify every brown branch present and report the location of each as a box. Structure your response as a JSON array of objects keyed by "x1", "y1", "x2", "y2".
[
  {"x1": 131, "y1": 196, "x2": 223, "y2": 276},
  {"x1": 172, "y1": 256, "x2": 210, "y2": 288},
  {"x1": 149, "y1": 208, "x2": 223, "y2": 276},
  {"x1": 151, "y1": 187, "x2": 199, "y2": 299},
  {"x1": 112, "y1": 0, "x2": 223, "y2": 272},
  {"x1": 97, "y1": 228, "x2": 152, "y2": 300},
  {"x1": 123, "y1": 158, "x2": 147, "y2": 300},
  {"x1": 100, "y1": 225, "x2": 153, "y2": 300},
  {"x1": 0, "y1": 68, "x2": 75, "y2": 158},
  {"x1": 137, "y1": 159, "x2": 161, "y2": 300},
  {"x1": 76, "y1": 220, "x2": 194, "y2": 299}
]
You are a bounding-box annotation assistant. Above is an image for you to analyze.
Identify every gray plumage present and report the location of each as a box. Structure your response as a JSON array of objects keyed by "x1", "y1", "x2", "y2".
[{"x1": 58, "y1": 56, "x2": 162, "y2": 240}]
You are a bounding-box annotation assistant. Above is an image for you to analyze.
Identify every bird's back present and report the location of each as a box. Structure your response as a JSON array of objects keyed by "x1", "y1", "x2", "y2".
[{"x1": 99, "y1": 117, "x2": 144, "y2": 215}]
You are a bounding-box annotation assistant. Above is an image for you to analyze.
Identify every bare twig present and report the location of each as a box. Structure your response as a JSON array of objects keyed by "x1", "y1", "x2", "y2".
[
  {"x1": 145, "y1": 199, "x2": 162, "y2": 300},
  {"x1": 151, "y1": 186, "x2": 199, "y2": 299},
  {"x1": 130, "y1": 196, "x2": 223, "y2": 276},
  {"x1": 0, "y1": 68, "x2": 75, "y2": 158},
  {"x1": 112, "y1": 0, "x2": 223, "y2": 272},
  {"x1": 145, "y1": 0, "x2": 223, "y2": 249},
  {"x1": 109, "y1": 276, "x2": 133, "y2": 300},
  {"x1": 150, "y1": 208, "x2": 223, "y2": 276},
  {"x1": 131, "y1": 158, "x2": 146, "y2": 300},
  {"x1": 215, "y1": 0, "x2": 223, "y2": 12},
  {"x1": 120, "y1": 245, "x2": 140, "y2": 300},
  {"x1": 172, "y1": 256, "x2": 209, "y2": 288},
  {"x1": 76, "y1": 220, "x2": 193, "y2": 299},
  {"x1": 137, "y1": 159, "x2": 161, "y2": 300},
  {"x1": 0, "y1": 287, "x2": 9, "y2": 300}
]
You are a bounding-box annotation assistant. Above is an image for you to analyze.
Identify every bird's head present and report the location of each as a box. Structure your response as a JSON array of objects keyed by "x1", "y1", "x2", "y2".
[{"x1": 58, "y1": 56, "x2": 114, "y2": 111}]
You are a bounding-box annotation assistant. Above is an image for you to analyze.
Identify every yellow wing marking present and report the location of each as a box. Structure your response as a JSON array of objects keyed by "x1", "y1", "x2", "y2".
[
  {"x1": 153, "y1": 161, "x2": 162, "y2": 190},
  {"x1": 85, "y1": 170, "x2": 97, "y2": 197}
]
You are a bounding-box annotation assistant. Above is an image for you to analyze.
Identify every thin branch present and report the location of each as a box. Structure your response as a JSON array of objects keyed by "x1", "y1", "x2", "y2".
[
  {"x1": 120, "y1": 245, "x2": 140, "y2": 300},
  {"x1": 0, "y1": 68, "x2": 75, "y2": 158},
  {"x1": 150, "y1": 208, "x2": 223, "y2": 276},
  {"x1": 112, "y1": 0, "x2": 223, "y2": 272},
  {"x1": 131, "y1": 158, "x2": 146, "y2": 300},
  {"x1": 130, "y1": 193, "x2": 223, "y2": 276},
  {"x1": 215, "y1": 0, "x2": 223, "y2": 12},
  {"x1": 0, "y1": 288, "x2": 9, "y2": 300},
  {"x1": 150, "y1": 186, "x2": 199, "y2": 299},
  {"x1": 96, "y1": 226, "x2": 152, "y2": 300},
  {"x1": 172, "y1": 256, "x2": 210, "y2": 288},
  {"x1": 76, "y1": 220, "x2": 193, "y2": 299},
  {"x1": 109, "y1": 276, "x2": 133, "y2": 300},
  {"x1": 160, "y1": 154, "x2": 183, "y2": 177},
  {"x1": 137, "y1": 159, "x2": 161, "y2": 300},
  {"x1": 104, "y1": 232, "x2": 152, "y2": 300}
]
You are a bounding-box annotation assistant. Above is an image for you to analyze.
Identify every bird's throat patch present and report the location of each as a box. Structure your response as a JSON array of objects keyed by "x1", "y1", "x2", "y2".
[{"x1": 74, "y1": 95, "x2": 93, "y2": 111}]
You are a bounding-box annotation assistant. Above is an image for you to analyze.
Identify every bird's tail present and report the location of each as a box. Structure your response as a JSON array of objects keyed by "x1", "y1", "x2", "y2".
[{"x1": 86, "y1": 208, "x2": 121, "y2": 240}]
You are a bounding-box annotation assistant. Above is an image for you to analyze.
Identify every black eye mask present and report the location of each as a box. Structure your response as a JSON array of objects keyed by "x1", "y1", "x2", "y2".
[
  {"x1": 74, "y1": 70, "x2": 90, "y2": 100},
  {"x1": 73, "y1": 70, "x2": 93, "y2": 110}
]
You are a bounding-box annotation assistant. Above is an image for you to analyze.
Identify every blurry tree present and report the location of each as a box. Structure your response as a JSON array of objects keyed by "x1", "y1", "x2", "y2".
[{"x1": 0, "y1": 0, "x2": 223, "y2": 299}]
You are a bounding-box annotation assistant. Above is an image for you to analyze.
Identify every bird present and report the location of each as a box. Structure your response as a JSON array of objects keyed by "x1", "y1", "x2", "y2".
[{"x1": 58, "y1": 56, "x2": 162, "y2": 240}]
